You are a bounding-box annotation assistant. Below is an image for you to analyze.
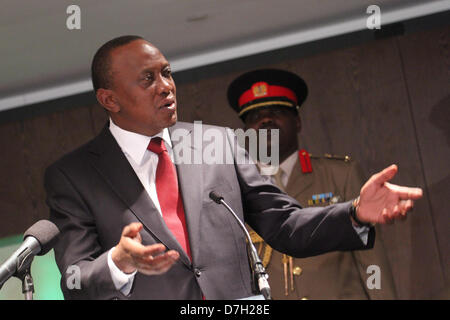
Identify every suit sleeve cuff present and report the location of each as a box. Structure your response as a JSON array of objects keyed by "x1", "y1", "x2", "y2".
[
  {"x1": 107, "y1": 247, "x2": 137, "y2": 296},
  {"x1": 351, "y1": 224, "x2": 370, "y2": 246}
]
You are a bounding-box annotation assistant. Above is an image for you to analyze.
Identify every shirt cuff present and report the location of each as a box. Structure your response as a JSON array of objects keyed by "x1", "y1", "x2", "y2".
[
  {"x1": 352, "y1": 224, "x2": 369, "y2": 246},
  {"x1": 107, "y1": 247, "x2": 137, "y2": 296}
]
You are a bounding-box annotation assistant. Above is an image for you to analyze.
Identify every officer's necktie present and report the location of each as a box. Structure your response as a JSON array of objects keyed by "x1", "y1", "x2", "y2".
[{"x1": 147, "y1": 137, "x2": 191, "y2": 260}]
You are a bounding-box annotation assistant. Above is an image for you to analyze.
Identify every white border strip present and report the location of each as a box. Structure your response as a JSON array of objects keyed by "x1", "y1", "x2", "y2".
[{"x1": 1, "y1": 0, "x2": 449, "y2": 112}]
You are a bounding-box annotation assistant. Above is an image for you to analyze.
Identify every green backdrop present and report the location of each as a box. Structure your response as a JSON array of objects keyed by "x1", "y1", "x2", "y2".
[{"x1": 0, "y1": 234, "x2": 64, "y2": 300}]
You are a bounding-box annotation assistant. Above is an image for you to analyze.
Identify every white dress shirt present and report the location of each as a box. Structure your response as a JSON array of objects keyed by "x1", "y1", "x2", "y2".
[{"x1": 107, "y1": 118, "x2": 173, "y2": 295}]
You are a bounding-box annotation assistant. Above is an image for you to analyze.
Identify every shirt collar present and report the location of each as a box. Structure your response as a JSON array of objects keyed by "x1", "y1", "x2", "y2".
[
  {"x1": 257, "y1": 150, "x2": 298, "y2": 177},
  {"x1": 109, "y1": 118, "x2": 172, "y2": 165},
  {"x1": 279, "y1": 150, "x2": 298, "y2": 178}
]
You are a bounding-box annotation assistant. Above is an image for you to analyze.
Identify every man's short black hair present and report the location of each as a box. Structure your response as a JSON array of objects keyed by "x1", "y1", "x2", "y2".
[{"x1": 91, "y1": 35, "x2": 145, "y2": 93}]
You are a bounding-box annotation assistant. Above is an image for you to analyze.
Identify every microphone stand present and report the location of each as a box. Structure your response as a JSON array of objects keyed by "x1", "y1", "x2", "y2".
[
  {"x1": 16, "y1": 266, "x2": 34, "y2": 300},
  {"x1": 209, "y1": 192, "x2": 272, "y2": 300},
  {"x1": 0, "y1": 220, "x2": 59, "y2": 300}
]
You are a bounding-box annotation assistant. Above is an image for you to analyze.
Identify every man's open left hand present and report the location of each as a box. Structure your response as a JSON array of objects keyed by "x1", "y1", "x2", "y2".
[{"x1": 356, "y1": 164, "x2": 423, "y2": 225}]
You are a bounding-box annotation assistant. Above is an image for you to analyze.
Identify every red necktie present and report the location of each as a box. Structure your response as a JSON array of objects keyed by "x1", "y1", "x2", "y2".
[{"x1": 147, "y1": 137, "x2": 191, "y2": 260}]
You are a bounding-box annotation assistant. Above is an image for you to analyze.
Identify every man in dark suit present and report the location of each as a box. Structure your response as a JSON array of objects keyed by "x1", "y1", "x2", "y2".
[{"x1": 45, "y1": 35, "x2": 422, "y2": 300}]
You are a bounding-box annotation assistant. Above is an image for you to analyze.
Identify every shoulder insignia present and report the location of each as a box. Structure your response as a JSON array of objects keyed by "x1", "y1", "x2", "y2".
[{"x1": 324, "y1": 153, "x2": 352, "y2": 162}]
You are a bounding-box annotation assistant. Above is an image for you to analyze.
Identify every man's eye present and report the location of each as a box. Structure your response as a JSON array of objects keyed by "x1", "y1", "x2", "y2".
[
  {"x1": 246, "y1": 112, "x2": 260, "y2": 123},
  {"x1": 163, "y1": 69, "x2": 172, "y2": 77}
]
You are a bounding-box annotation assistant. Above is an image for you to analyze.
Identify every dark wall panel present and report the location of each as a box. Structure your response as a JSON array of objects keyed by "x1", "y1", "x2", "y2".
[
  {"x1": 398, "y1": 25, "x2": 450, "y2": 297},
  {"x1": 279, "y1": 37, "x2": 443, "y2": 299}
]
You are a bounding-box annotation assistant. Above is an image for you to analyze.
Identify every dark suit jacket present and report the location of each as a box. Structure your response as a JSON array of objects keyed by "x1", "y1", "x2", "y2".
[{"x1": 44, "y1": 121, "x2": 374, "y2": 300}]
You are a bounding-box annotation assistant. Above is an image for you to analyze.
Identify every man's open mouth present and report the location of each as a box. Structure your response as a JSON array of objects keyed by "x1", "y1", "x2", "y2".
[{"x1": 160, "y1": 99, "x2": 176, "y2": 110}]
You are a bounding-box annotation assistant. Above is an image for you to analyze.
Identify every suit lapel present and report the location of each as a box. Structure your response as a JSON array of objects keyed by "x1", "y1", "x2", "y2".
[
  {"x1": 88, "y1": 125, "x2": 191, "y2": 267},
  {"x1": 285, "y1": 154, "x2": 314, "y2": 199},
  {"x1": 169, "y1": 122, "x2": 204, "y2": 263}
]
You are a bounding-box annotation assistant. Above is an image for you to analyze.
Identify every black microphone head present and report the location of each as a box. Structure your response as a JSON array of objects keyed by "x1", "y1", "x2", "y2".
[
  {"x1": 209, "y1": 191, "x2": 223, "y2": 204},
  {"x1": 23, "y1": 220, "x2": 60, "y2": 256}
]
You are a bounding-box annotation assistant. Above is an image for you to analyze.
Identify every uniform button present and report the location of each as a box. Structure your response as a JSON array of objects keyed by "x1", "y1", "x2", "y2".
[
  {"x1": 293, "y1": 266, "x2": 302, "y2": 276},
  {"x1": 194, "y1": 268, "x2": 202, "y2": 277}
]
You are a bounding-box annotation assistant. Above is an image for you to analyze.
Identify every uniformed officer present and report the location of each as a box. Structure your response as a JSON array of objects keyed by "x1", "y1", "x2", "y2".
[{"x1": 227, "y1": 69, "x2": 397, "y2": 299}]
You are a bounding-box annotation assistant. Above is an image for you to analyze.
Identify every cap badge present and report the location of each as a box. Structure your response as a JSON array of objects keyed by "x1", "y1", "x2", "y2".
[{"x1": 251, "y1": 82, "x2": 268, "y2": 98}]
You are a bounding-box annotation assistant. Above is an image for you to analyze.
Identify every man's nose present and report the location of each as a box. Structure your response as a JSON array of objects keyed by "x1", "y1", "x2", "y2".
[
  {"x1": 156, "y1": 75, "x2": 173, "y2": 94},
  {"x1": 258, "y1": 113, "x2": 275, "y2": 127}
]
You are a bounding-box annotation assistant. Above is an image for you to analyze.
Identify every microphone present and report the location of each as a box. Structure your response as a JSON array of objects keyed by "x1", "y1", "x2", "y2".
[
  {"x1": 0, "y1": 220, "x2": 60, "y2": 289},
  {"x1": 209, "y1": 191, "x2": 271, "y2": 300}
]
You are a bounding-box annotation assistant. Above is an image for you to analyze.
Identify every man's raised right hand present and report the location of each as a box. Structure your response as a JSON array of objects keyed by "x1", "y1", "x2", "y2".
[{"x1": 111, "y1": 222, "x2": 180, "y2": 275}]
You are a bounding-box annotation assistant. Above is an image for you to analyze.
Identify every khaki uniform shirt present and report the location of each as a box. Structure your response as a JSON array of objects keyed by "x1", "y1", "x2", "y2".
[{"x1": 250, "y1": 152, "x2": 397, "y2": 300}]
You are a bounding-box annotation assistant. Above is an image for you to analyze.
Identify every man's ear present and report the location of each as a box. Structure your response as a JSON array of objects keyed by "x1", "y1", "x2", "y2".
[{"x1": 96, "y1": 88, "x2": 120, "y2": 113}]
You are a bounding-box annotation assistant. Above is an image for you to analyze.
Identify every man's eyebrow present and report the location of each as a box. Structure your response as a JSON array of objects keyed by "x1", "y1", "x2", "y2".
[
  {"x1": 139, "y1": 68, "x2": 153, "y2": 75},
  {"x1": 139, "y1": 64, "x2": 171, "y2": 74}
]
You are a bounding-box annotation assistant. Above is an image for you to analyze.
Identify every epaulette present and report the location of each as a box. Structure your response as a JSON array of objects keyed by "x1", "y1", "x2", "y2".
[
  {"x1": 297, "y1": 151, "x2": 351, "y2": 173},
  {"x1": 323, "y1": 153, "x2": 352, "y2": 162}
]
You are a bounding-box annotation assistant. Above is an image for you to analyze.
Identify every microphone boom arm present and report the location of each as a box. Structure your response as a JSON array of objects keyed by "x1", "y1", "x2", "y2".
[{"x1": 209, "y1": 191, "x2": 271, "y2": 300}]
